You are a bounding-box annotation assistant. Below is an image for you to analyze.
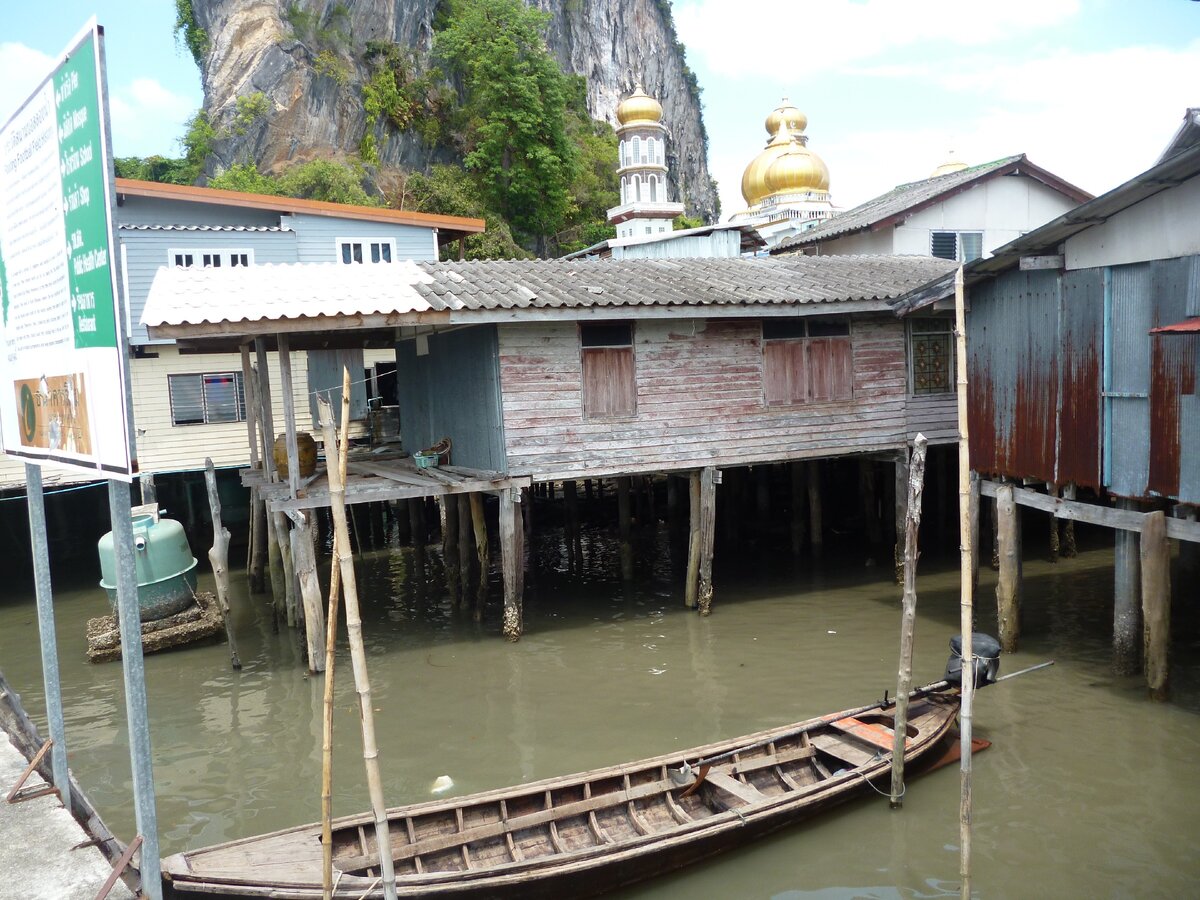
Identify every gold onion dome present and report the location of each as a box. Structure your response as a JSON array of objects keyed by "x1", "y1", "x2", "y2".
[
  {"x1": 765, "y1": 98, "x2": 807, "y2": 137},
  {"x1": 617, "y1": 85, "x2": 663, "y2": 125},
  {"x1": 742, "y1": 122, "x2": 829, "y2": 206},
  {"x1": 931, "y1": 153, "x2": 968, "y2": 177}
]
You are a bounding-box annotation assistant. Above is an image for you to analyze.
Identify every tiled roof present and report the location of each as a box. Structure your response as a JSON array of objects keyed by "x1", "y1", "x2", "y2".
[
  {"x1": 773, "y1": 154, "x2": 1090, "y2": 252},
  {"x1": 142, "y1": 255, "x2": 958, "y2": 334}
]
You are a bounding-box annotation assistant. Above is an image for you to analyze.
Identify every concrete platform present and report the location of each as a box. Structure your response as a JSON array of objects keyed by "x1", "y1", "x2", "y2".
[{"x1": 0, "y1": 738, "x2": 135, "y2": 899}]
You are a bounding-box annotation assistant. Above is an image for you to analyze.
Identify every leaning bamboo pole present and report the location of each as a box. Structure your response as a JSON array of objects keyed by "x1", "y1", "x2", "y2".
[
  {"x1": 890, "y1": 432, "x2": 928, "y2": 807},
  {"x1": 318, "y1": 379, "x2": 398, "y2": 900},
  {"x1": 321, "y1": 373, "x2": 353, "y2": 900},
  {"x1": 954, "y1": 266, "x2": 976, "y2": 899}
]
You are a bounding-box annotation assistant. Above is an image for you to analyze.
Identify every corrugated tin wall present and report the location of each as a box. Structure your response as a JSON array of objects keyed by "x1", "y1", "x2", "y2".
[
  {"x1": 395, "y1": 326, "x2": 506, "y2": 472},
  {"x1": 969, "y1": 253, "x2": 1198, "y2": 502}
]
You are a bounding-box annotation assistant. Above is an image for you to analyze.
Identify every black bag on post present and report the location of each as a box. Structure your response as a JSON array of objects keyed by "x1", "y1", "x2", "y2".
[{"x1": 944, "y1": 633, "x2": 1001, "y2": 688}]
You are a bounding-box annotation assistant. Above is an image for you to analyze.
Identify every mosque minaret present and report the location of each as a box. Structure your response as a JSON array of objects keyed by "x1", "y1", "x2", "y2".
[{"x1": 607, "y1": 85, "x2": 686, "y2": 239}]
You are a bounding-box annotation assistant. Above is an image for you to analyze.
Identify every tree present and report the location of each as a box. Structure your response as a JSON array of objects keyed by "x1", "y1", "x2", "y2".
[{"x1": 434, "y1": 0, "x2": 578, "y2": 248}]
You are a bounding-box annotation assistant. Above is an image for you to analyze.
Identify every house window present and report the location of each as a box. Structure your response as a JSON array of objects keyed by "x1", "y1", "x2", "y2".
[
  {"x1": 170, "y1": 249, "x2": 252, "y2": 268},
  {"x1": 930, "y1": 231, "x2": 983, "y2": 262},
  {"x1": 168, "y1": 372, "x2": 246, "y2": 425},
  {"x1": 337, "y1": 239, "x2": 395, "y2": 264},
  {"x1": 762, "y1": 318, "x2": 852, "y2": 405},
  {"x1": 581, "y1": 322, "x2": 635, "y2": 418},
  {"x1": 909, "y1": 318, "x2": 955, "y2": 395},
  {"x1": 649, "y1": 175, "x2": 658, "y2": 202}
]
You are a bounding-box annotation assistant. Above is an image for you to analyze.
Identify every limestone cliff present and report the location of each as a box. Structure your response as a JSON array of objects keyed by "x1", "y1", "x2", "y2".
[{"x1": 189, "y1": 0, "x2": 719, "y2": 221}]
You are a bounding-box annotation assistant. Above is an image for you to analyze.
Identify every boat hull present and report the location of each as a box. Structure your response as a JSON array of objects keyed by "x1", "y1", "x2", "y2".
[{"x1": 162, "y1": 690, "x2": 961, "y2": 899}]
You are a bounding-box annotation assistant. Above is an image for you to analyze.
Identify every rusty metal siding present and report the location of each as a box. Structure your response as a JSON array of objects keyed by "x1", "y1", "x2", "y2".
[
  {"x1": 1056, "y1": 269, "x2": 1103, "y2": 488},
  {"x1": 1106, "y1": 264, "x2": 1153, "y2": 496},
  {"x1": 967, "y1": 271, "x2": 1060, "y2": 483},
  {"x1": 1148, "y1": 333, "x2": 1197, "y2": 500}
]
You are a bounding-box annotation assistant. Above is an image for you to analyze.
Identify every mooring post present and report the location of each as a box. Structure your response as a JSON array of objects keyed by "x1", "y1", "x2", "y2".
[
  {"x1": 697, "y1": 466, "x2": 718, "y2": 616},
  {"x1": 995, "y1": 482, "x2": 1022, "y2": 653},
  {"x1": 1113, "y1": 498, "x2": 1142, "y2": 675},
  {"x1": 617, "y1": 476, "x2": 634, "y2": 580},
  {"x1": 894, "y1": 448, "x2": 909, "y2": 583},
  {"x1": 499, "y1": 487, "x2": 525, "y2": 641},
  {"x1": 684, "y1": 472, "x2": 701, "y2": 607},
  {"x1": 1140, "y1": 510, "x2": 1170, "y2": 701},
  {"x1": 204, "y1": 459, "x2": 242, "y2": 670},
  {"x1": 890, "y1": 433, "x2": 928, "y2": 808},
  {"x1": 290, "y1": 511, "x2": 326, "y2": 673}
]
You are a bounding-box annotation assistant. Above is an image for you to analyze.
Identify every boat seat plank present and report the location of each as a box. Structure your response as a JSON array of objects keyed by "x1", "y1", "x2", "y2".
[
  {"x1": 830, "y1": 716, "x2": 909, "y2": 752},
  {"x1": 704, "y1": 771, "x2": 769, "y2": 810},
  {"x1": 809, "y1": 733, "x2": 879, "y2": 768},
  {"x1": 727, "y1": 744, "x2": 815, "y2": 779}
]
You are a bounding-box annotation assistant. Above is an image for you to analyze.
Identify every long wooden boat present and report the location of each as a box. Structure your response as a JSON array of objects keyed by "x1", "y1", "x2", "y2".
[{"x1": 162, "y1": 686, "x2": 961, "y2": 898}]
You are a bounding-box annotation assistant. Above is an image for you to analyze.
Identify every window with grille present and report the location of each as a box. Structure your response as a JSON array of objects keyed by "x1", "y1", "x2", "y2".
[
  {"x1": 930, "y1": 231, "x2": 983, "y2": 262},
  {"x1": 762, "y1": 318, "x2": 852, "y2": 405},
  {"x1": 581, "y1": 322, "x2": 635, "y2": 418},
  {"x1": 168, "y1": 372, "x2": 246, "y2": 425},
  {"x1": 170, "y1": 249, "x2": 252, "y2": 268},
  {"x1": 908, "y1": 318, "x2": 955, "y2": 395},
  {"x1": 337, "y1": 239, "x2": 395, "y2": 264}
]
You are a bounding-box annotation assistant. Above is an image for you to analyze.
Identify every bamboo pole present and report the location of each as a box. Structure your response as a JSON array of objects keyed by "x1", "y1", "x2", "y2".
[
  {"x1": 203, "y1": 458, "x2": 241, "y2": 670},
  {"x1": 954, "y1": 266, "x2": 976, "y2": 900},
  {"x1": 321, "y1": 376, "x2": 353, "y2": 900},
  {"x1": 317, "y1": 381, "x2": 398, "y2": 900},
  {"x1": 890, "y1": 433, "x2": 928, "y2": 807}
]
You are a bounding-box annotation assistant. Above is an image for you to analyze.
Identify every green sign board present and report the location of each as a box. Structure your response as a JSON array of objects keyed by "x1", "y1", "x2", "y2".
[{"x1": 0, "y1": 21, "x2": 133, "y2": 477}]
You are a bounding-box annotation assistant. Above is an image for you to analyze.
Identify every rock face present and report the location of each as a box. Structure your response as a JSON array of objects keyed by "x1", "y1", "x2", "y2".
[{"x1": 190, "y1": 0, "x2": 719, "y2": 221}]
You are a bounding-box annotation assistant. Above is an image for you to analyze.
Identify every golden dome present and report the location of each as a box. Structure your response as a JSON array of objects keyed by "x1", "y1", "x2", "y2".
[
  {"x1": 931, "y1": 152, "x2": 968, "y2": 177},
  {"x1": 742, "y1": 122, "x2": 829, "y2": 206},
  {"x1": 764, "y1": 136, "x2": 831, "y2": 196},
  {"x1": 765, "y1": 98, "x2": 807, "y2": 137},
  {"x1": 617, "y1": 85, "x2": 663, "y2": 125}
]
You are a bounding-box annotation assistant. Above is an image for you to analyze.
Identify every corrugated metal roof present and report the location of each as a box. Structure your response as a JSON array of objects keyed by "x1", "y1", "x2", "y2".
[
  {"x1": 772, "y1": 155, "x2": 1091, "y2": 252},
  {"x1": 141, "y1": 255, "x2": 957, "y2": 334},
  {"x1": 118, "y1": 224, "x2": 285, "y2": 232},
  {"x1": 561, "y1": 223, "x2": 765, "y2": 259},
  {"x1": 1151, "y1": 317, "x2": 1200, "y2": 334}
]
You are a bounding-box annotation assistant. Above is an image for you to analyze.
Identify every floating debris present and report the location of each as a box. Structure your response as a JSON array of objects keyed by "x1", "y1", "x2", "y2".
[{"x1": 431, "y1": 775, "x2": 454, "y2": 794}]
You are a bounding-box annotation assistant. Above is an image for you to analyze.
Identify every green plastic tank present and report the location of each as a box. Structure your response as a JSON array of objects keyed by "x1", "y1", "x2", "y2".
[{"x1": 98, "y1": 514, "x2": 198, "y2": 620}]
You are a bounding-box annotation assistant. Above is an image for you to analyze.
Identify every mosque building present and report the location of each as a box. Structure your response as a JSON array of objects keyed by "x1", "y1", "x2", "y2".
[
  {"x1": 607, "y1": 86, "x2": 686, "y2": 240},
  {"x1": 729, "y1": 99, "x2": 837, "y2": 248}
]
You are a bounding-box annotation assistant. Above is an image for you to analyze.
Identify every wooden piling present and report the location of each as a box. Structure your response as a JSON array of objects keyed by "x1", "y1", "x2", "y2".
[
  {"x1": 203, "y1": 458, "x2": 241, "y2": 671},
  {"x1": 859, "y1": 459, "x2": 882, "y2": 549},
  {"x1": 457, "y1": 494, "x2": 474, "y2": 590},
  {"x1": 968, "y1": 471, "x2": 981, "y2": 594},
  {"x1": 276, "y1": 512, "x2": 298, "y2": 627},
  {"x1": 1140, "y1": 510, "x2": 1170, "y2": 701},
  {"x1": 407, "y1": 498, "x2": 424, "y2": 547},
  {"x1": 470, "y1": 493, "x2": 489, "y2": 616},
  {"x1": 441, "y1": 497, "x2": 461, "y2": 607},
  {"x1": 290, "y1": 511, "x2": 327, "y2": 673},
  {"x1": 890, "y1": 433, "x2": 927, "y2": 808},
  {"x1": 893, "y1": 448, "x2": 909, "y2": 583},
  {"x1": 617, "y1": 476, "x2": 633, "y2": 581},
  {"x1": 1048, "y1": 483, "x2": 1061, "y2": 561},
  {"x1": 140, "y1": 473, "x2": 157, "y2": 506},
  {"x1": 1062, "y1": 482, "x2": 1078, "y2": 557},
  {"x1": 499, "y1": 489, "x2": 524, "y2": 641},
  {"x1": 317, "y1": 391, "x2": 398, "y2": 900},
  {"x1": 995, "y1": 482, "x2": 1022, "y2": 654},
  {"x1": 1113, "y1": 498, "x2": 1141, "y2": 675},
  {"x1": 697, "y1": 467, "x2": 718, "y2": 616},
  {"x1": 790, "y1": 461, "x2": 807, "y2": 556},
  {"x1": 807, "y1": 460, "x2": 823, "y2": 558},
  {"x1": 685, "y1": 472, "x2": 701, "y2": 608},
  {"x1": 564, "y1": 480, "x2": 580, "y2": 572}
]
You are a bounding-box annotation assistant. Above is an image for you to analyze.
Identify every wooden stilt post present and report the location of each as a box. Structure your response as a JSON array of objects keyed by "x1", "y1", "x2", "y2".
[
  {"x1": 894, "y1": 448, "x2": 909, "y2": 583},
  {"x1": 685, "y1": 472, "x2": 701, "y2": 608},
  {"x1": 790, "y1": 461, "x2": 807, "y2": 556},
  {"x1": 697, "y1": 466, "x2": 718, "y2": 616},
  {"x1": 617, "y1": 476, "x2": 633, "y2": 581},
  {"x1": 1140, "y1": 510, "x2": 1170, "y2": 701},
  {"x1": 968, "y1": 471, "x2": 981, "y2": 594},
  {"x1": 995, "y1": 483, "x2": 1021, "y2": 654},
  {"x1": 441, "y1": 497, "x2": 461, "y2": 607},
  {"x1": 290, "y1": 511, "x2": 327, "y2": 673},
  {"x1": 240, "y1": 344, "x2": 263, "y2": 586},
  {"x1": 953, "y1": 266, "x2": 975, "y2": 900},
  {"x1": 859, "y1": 459, "x2": 882, "y2": 551},
  {"x1": 1048, "y1": 483, "x2": 1061, "y2": 561},
  {"x1": 203, "y1": 459, "x2": 242, "y2": 671},
  {"x1": 1113, "y1": 498, "x2": 1141, "y2": 675},
  {"x1": 500, "y1": 488, "x2": 524, "y2": 641},
  {"x1": 807, "y1": 460, "x2": 823, "y2": 559},
  {"x1": 254, "y1": 340, "x2": 285, "y2": 623},
  {"x1": 317, "y1": 391, "x2": 398, "y2": 900},
  {"x1": 470, "y1": 493, "x2": 488, "y2": 616},
  {"x1": 890, "y1": 433, "x2": 928, "y2": 808},
  {"x1": 139, "y1": 472, "x2": 157, "y2": 506},
  {"x1": 1062, "y1": 483, "x2": 1078, "y2": 557},
  {"x1": 277, "y1": 512, "x2": 297, "y2": 627},
  {"x1": 564, "y1": 480, "x2": 580, "y2": 572},
  {"x1": 407, "y1": 499, "x2": 424, "y2": 547},
  {"x1": 457, "y1": 494, "x2": 474, "y2": 591}
]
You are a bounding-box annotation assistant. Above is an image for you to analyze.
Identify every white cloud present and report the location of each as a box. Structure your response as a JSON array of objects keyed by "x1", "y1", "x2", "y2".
[
  {"x1": 675, "y1": 0, "x2": 1082, "y2": 78},
  {"x1": 108, "y1": 77, "x2": 197, "y2": 157},
  {"x1": 0, "y1": 42, "x2": 55, "y2": 125}
]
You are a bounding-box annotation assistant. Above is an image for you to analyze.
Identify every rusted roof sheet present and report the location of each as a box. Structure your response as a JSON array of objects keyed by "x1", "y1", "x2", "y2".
[
  {"x1": 142, "y1": 255, "x2": 958, "y2": 337},
  {"x1": 773, "y1": 155, "x2": 1091, "y2": 253}
]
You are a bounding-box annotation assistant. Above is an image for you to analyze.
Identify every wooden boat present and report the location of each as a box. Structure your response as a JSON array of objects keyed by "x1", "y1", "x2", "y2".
[{"x1": 162, "y1": 686, "x2": 961, "y2": 899}]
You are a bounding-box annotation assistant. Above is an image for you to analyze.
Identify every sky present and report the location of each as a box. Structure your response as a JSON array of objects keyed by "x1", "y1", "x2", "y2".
[{"x1": 1, "y1": 0, "x2": 1198, "y2": 219}]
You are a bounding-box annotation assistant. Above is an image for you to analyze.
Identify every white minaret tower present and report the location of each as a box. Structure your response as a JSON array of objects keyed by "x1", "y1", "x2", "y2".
[{"x1": 608, "y1": 85, "x2": 685, "y2": 239}]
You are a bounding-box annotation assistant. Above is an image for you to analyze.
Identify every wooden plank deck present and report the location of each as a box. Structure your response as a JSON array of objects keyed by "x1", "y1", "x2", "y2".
[{"x1": 242, "y1": 452, "x2": 530, "y2": 513}]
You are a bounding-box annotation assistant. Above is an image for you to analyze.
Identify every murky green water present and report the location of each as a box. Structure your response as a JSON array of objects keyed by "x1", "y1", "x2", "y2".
[{"x1": 1, "y1": 512, "x2": 1198, "y2": 899}]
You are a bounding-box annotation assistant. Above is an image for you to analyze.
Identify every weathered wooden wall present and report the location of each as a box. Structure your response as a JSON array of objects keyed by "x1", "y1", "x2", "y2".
[{"x1": 497, "y1": 315, "x2": 912, "y2": 480}]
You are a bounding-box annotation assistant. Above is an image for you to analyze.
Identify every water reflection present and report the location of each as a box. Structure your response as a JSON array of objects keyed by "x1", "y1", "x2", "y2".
[{"x1": 0, "y1": 520, "x2": 1197, "y2": 898}]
